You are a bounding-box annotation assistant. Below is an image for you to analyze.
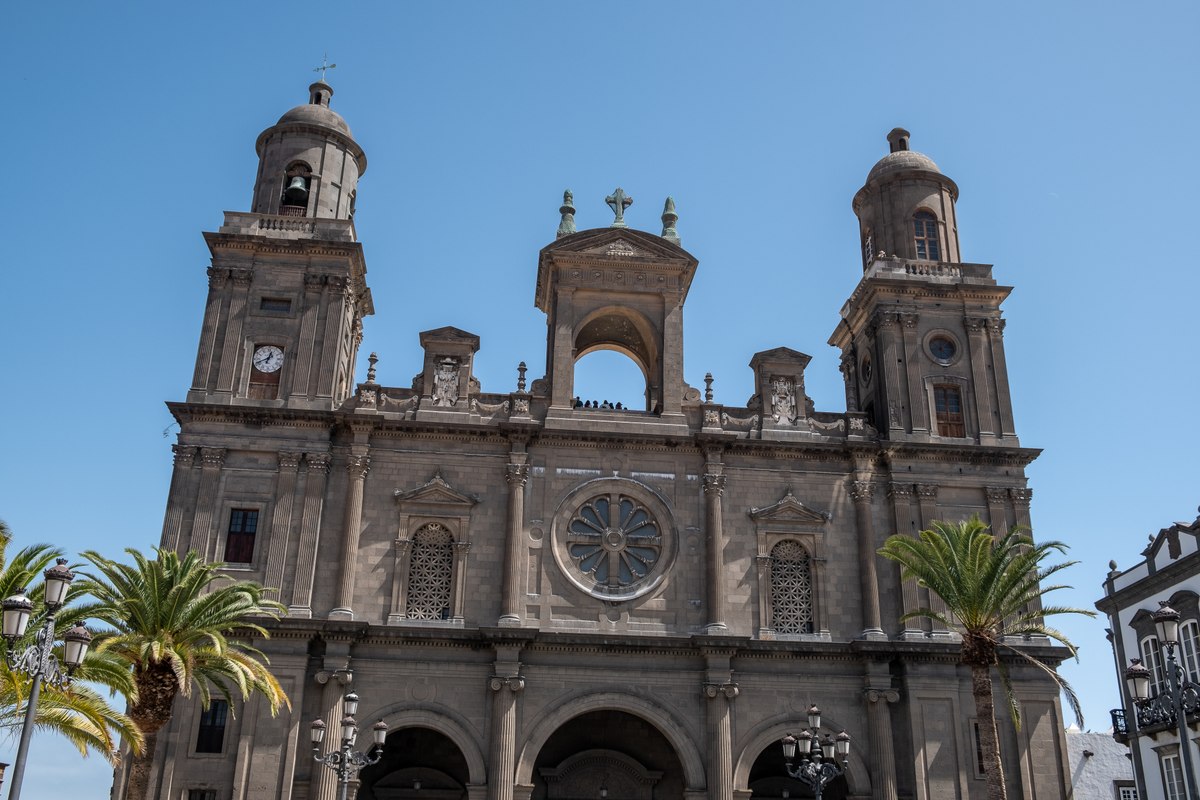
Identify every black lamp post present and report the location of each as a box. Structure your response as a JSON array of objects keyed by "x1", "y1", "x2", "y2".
[
  {"x1": 781, "y1": 705, "x2": 851, "y2": 800},
  {"x1": 311, "y1": 691, "x2": 389, "y2": 800},
  {"x1": 1, "y1": 558, "x2": 92, "y2": 800},
  {"x1": 1125, "y1": 602, "x2": 1200, "y2": 800}
]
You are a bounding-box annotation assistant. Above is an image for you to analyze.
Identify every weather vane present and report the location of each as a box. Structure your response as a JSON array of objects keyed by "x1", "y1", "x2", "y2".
[{"x1": 313, "y1": 53, "x2": 337, "y2": 82}]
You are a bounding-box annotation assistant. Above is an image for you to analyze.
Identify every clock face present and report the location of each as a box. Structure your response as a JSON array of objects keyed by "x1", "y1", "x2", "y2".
[
  {"x1": 929, "y1": 337, "x2": 957, "y2": 363},
  {"x1": 252, "y1": 345, "x2": 285, "y2": 374}
]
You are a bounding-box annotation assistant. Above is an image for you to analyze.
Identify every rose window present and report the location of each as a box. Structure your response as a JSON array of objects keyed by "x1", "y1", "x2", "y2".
[{"x1": 566, "y1": 494, "x2": 662, "y2": 591}]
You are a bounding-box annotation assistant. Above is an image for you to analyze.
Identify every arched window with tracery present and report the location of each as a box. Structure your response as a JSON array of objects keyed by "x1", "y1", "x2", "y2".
[
  {"x1": 913, "y1": 210, "x2": 941, "y2": 261},
  {"x1": 405, "y1": 523, "x2": 454, "y2": 620},
  {"x1": 770, "y1": 539, "x2": 814, "y2": 634}
]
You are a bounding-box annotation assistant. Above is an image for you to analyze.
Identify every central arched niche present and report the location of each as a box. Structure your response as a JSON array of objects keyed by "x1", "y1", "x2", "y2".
[
  {"x1": 747, "y1": 741, "x2": 848, "y2": 800},
  {"x1": 573, "y1": 307, "x2": 660, "y2": 412},
  {"x1": 532, "y1": 710, "x2": 684, "y2": 800},
  {"x1": 357, "y1": 726, "x2": 469, "y2": 800}
]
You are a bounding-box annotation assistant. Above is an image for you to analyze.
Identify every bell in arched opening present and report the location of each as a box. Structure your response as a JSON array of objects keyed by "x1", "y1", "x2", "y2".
[{"x1": 281, "y1": 175, "x2": 309, "y2": 211}]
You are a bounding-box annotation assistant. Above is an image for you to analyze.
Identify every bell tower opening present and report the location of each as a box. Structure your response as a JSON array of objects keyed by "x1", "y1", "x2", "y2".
[
  {"x1": 573, "y1": 350, "x2": 649, "y2": 411},
  {"x1": 571, "y1": 307, "x2": 659, "y2": 412}
]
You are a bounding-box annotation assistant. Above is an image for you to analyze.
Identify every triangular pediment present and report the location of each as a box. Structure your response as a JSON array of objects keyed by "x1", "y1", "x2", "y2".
[
  {"x1": 394, "y1": 471, "x2": 478, "y2": 507},
  {"x1": 749, "y1": 347, "x2": 813, "y2": 370},
  {"x1": 542, "y1": 227, "x2": 694, "y2": 262},
  {"x1": 419, "y1": 326, "x2": 481, "y2": 348},
  {"x1": 749, "y1": 490, "x2": 829, "y2": 524}
]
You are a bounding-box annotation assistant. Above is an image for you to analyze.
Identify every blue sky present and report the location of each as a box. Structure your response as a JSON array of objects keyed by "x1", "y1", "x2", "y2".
[{"x1": 2, "y1": 2, "x2": 1198, "y2": 795}]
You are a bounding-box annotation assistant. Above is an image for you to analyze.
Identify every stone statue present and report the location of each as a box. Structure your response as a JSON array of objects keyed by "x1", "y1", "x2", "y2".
[
  {"x1": 771, "y1": 376, "x2": 797, "y2": 425},
  {"x1": 433, "y1": 358, "x2": 460, "y2": 407}
]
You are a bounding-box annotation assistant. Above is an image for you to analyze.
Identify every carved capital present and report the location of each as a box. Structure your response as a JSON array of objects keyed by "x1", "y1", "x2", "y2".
[
  {"x1": 887, "y1": 482, "x2": 914, "y2": 500},
  {"x1": 987, "y1": 318, "x2": 1006, "y2": 338},
  {"x1": 864, "y1": 687, "x2": 900, "y2": 704},
  {"x1": 278, "y1": 451, "x2": 303, "y2": 471},
  {"x1": 326, "y1": 275, "x2": 349, "y2": 292},
  {"x1": 849, "y1": 480, "x2": 875, "y2": 503},
  {"x1": 346, "y1": 455, "x2": 370, "y2": 480},
  {"x1": 315, "y1": 668, "x2": 353, "y2": 686},
  {"x1": 838, "y1": 351, "x2": 854, "y2": 376},
  {"x1": 985, "y1": 487, "x2": 1009, "y2": 504},
  {"x1": 872, "y1": 311, "x2": 901, "y2": 332},
  {"x1": 901, "y1": 312, "x2": 919, "y2": 329},
  {"x1": 703, "y1": 682, "x2": 740, "y2": 700},
  {"x1": 489, "y1": 676, "x2": 525, "y2": 693},
  {"x1": 304, "y1": 273, "x2": 326, "y2": 292},
  {"x1": 703, "y1": 473, "x2": 727, "y2": 498},
  {"x1": 206, "y1": 267, "x2": 229, "y2": 289},
  {"x1": 171, "y1": 444, "x2": 198, "y2": 468},
  {"x1": 200, "y1": 447, "x2": 226, "y2": 469},
  {"x1": 453, "y1": 541, "x2": 472, "y2": 555},
  {"x1": 964, "y1": 316, "x2": 988, "y2": 333},
  {"x1": 1009, "y1": 488, "x2": 1032, "y2": 508},
  {"x1": 306, "y1": 452, "x2": 333, "y2": 474},
  {"x1": 229, "y1": 268, "x2": 253, "y2": 288},
  {"x1": 395, "y1": 538, "x2": 413, "y2": 555},
  {"x1": 916, "y1": 483, "x2": 938, "y2": 500},
  {"x1": 505, "y1": 463, "x2": 530, "y2": 487}
]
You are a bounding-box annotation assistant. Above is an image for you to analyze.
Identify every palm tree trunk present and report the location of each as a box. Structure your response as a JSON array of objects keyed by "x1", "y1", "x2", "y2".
[
  {"x1": 971, "y1": 662, "x2": 1007, "y2": 800},
  {"x1": 122, "y1": 664, "x2": 181, "y2": 800},
  {"x1": 122, "y1": 728, "x2": 159, "y2": 800}
]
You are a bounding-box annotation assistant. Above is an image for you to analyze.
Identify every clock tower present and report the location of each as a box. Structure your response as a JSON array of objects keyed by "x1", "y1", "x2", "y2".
[{"x1": 187, "y1": 80, "x2": 372, "y2": 410}]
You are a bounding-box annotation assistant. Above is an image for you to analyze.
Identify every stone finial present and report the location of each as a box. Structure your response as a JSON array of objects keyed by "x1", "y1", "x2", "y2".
[
  {"x1": 556, "y1": 190, "x2": 576, "y2": 238},
  {"x1": 887, "y1": 127, "x2": 911, "y2": 153},
  {"x1": 366, "y1": 352, "x2": 378, "y2": 383},
  {"x1": 704, "y1": 372, "x2": 714, "y2": 403},
  {"x1": 660, "y1": 197, "x2": 679, "y2": 243},
  {"x1": 605, "y1": 188, "x2": 633, "y2": 228},
  {"x1": 517, "y1": 361, "x2": 527, "y2": 392}
]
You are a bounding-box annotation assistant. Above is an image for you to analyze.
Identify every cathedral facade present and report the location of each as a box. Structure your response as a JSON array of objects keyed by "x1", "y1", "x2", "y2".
[{"x1": 122, "y1": 81, "x2": 1075, "y2": 800}]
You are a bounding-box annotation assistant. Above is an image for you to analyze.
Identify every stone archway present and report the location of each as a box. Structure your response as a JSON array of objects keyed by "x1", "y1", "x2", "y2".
[
  {"x1": 356, "y1": 726, "x2": 471, "y2": 800},
  {"x1": 734, "y1": 718, "x2": 866, "y2": 800}
]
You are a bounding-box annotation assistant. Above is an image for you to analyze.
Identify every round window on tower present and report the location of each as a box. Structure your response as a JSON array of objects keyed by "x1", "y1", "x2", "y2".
[
  {"x1": 551, "y1": 477, "x2": 677, "y2": 602},
  {"x1": 926, "y1": 334, "x2": 959, "y2": 366}
]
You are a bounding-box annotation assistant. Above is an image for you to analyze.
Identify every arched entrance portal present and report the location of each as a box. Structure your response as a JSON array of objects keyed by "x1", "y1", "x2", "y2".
[
  {"x1": 357, "y1": 727, "x2": 469, "y2": 800},
  {"x1": 747, "y1": 742, "x2": 848, "y2": 800},
  {"x1": 532, "y1": 711, "x2": 685, "y2": 800}
]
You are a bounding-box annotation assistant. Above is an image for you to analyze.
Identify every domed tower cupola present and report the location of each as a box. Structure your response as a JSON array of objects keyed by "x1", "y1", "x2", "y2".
[
  {"x1": 852, "y1": 128, "x2": 961, "y2": 269},
  {"x1": 250, "y1": 81, "x2": 367, "y2": 220}
]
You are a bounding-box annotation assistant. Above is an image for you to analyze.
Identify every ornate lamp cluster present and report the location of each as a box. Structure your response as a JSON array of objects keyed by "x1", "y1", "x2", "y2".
[
  {"x1": 1124, "y1": 601, "x2": 1200, "y2": 800},
  {"x1": 781, "y1": 705, "x2": 851, "y2": 800},
  {"x1": 310, "y1": 691, "x2": 389, "y2": 800},
  {"x1": 2, "y1": 558, "x2": 93, "y2": 800}
]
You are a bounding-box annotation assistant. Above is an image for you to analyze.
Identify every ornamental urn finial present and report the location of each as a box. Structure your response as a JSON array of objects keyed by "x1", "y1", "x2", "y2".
[
  {"x1": 661, "y1": 196, "x2": 679, "y2": 243},
  {"x1": 556, "y1": 190, "x2": 576, "y2": 238}
]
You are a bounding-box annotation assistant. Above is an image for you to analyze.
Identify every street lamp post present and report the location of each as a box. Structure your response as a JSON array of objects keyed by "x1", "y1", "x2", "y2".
[
  {"x1": 311, "y1": 691, "x2": 389, "y2": 800},
  {"x1": 781, "y1": 705, "x2": 852, "y2": 800},
  {"x1": 1, "y1": 558, "x2": 92, "y2": 800},
  {"x1": 1125, "y1": 602, "x2": 1200, "y2": 800}
]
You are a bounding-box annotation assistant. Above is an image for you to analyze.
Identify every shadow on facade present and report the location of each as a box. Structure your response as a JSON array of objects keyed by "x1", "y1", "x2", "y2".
[
  {"x1": 747, "y1": 743, "x2": 848, "y2": 800},
  {"x1": 357, "y1": 726, "x2": 470, "y2": 800}
]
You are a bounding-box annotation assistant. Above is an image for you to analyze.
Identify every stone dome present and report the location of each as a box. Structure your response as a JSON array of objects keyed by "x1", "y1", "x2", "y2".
[
  {"x1": 277, "y1": 102, "x2": 352, "y2": 138},
  {"x1": 866, "y1": 149, "x2": 941, "y2": 184}
]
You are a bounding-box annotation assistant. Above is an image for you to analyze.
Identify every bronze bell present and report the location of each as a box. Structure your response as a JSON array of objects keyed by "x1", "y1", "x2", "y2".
[{"x1": 282, "y1": 176, "x2": 309, "y2": 205}]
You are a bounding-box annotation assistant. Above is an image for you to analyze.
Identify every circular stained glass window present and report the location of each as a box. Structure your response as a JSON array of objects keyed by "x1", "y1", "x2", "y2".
[
  {"x1": 929, "y1": 336, "x2": 957, "y2": 364},
  {"x1": 554, "y1": 478, "x2": 675, "y2": 601}
]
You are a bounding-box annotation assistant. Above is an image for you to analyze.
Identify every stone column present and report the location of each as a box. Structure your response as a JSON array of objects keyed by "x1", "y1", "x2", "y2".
[
  {"x1": 863, "y1": 687, "x2": 900, "y2": 800},
  {"x1": 290, "y1": 273, "x2": 326, "y2": 402},
  {"x1": 313, "y1": 661, "x2": 353, "y2": 800},
  {"x1": 703, "y1": 682, "x2": 739, "y2": 800},
  {"x1": 964, "y1": 316, "x2": 996, "y2": 440},
  {"x1": 984, "y1": 487, "x2": 1010, "y2": 534},
  {"x1": 874, "y1": 312, "x2": 905, "y2": 434},
  {"x1": 549, "y1": 286, "x2": 576, "y2": 409},
  {"x1": 263, "y1": 451, "x2": 303, "y2": 597},
  {"x1": 1010, "y1": 488, "x2": 1042, "y2": 617},
  {"x1": 703, "y1": 470, "x2": 728, "y2": 633},
  {"x1": 451, "y1": 541, "x2": 471, "y2": 623},
  {"x1": 849, "y1": 480, "x2": 884, "y2": 638},
  {"x1": 290, "y1": 452, "x2": 332, "y2": 617},
  {"x1": 216, "y1": 269, "x2": 252, "y2": 395},
  {"x1": 987, "y1": 319, "x2": 1018, "y2": 438},
  {"x1": 886, "y1": 482, "x2": 922, "y2": 638},
  {"x1": 499, "y1": 460, "x2": 530, "y2": 626},
  {"x1": 188, "y1": 447, "x2": 226, "y2": 559},
  {"x1": 161, "y1": 445, "x2": 198, "y2": 552},
  {"x1": 915, "y1": 484, "x2": 950, "y2": 635},
  {"x1": 192, "y1": 267, "x2": 228, "y2": 392},
  {"x1": 317, "y1": 276, "x2": 350, "y2": 400},
  {"x1": 332, "y1": 453, "x2": 370, "y2": 619},
  {"x1": 487, "y1": 657, "x2": 524, "y2": 800},
  {"x1": 901, "y1": 313, "x2": 928, "y2": 434}
]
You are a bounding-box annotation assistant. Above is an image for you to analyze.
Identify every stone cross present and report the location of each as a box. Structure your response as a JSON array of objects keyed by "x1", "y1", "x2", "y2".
[
  {"x1": 313, "y1": 54, "x2": 337, "y2": 82},
  {"x1": 605, "y1": 188, "x2": 633, "y2": 228}
]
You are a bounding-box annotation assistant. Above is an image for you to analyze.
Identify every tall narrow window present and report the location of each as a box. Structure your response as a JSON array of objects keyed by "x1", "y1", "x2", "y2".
[
  {"x1": 914, "y1": 211, "x2": 941, "y2": 260},
  {"x1": 1181, "y1": 621, "x2": 1200, "y2": 683},
  {"x1": 1163, "y1": 755, "x2": 1186, "y2": 800},
  {"x1": 1141, "y1": 636, "x2": 1166, "y2": 695},
  {"x1": 224, "y1": 509, "x2": 258, "y2": 564},
  {"x1": 770, "y1": 540, "x2": 814, "y2": 634},
  {"x1": 934, "y1": 385, "x2": 965, "y2": 437},
  {"x1": 406, "y1": 523, "x2": 454, "y2": 620},
  {"x1": 196, "y1": 699, "x2": 229, "y2": 754}
]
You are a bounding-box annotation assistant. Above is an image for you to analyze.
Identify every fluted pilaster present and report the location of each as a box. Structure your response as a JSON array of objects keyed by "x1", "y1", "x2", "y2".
[
  {"x1": 849, "y1": 480, "x2": 884, "y2": 638},
  {"x1": 703, "y1": 472, "x2": 728, "y2": 632},
  {"x1": 499, "y1": 461, "x2": 530, "y2": 626},
  {"x1": 864, "y1": 687, "x2": 900, "y2": 800},
  {"x1": 703, "y1": 682, "x2": 738, "y2": 800},
  {"x1": 290, "y1": 452, "x2": 332, "y2": 617},
  {"x1": 162, "y1": 445, "x2": 198, "y2": 552},
  {"x1": 332, "y1": 453, "x2": 370, "y2": 619}
]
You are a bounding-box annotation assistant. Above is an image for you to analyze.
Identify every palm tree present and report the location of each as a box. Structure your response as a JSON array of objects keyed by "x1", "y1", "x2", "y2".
[
  {"x1": 80, "y1": 547, "x2": 290, "y2": 800},
  {"x1": 0, "y1": 520, "x2": 141, "y2": 762},
  {"x1": 878, "y1": 516, "x2": 1093, "y2": 800}
]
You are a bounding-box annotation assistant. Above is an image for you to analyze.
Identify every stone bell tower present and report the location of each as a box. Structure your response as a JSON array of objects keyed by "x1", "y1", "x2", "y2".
[
  {"x1": 187, "y1": 81, "x2": 372, "y2": 410},
  {"x1": 829, "y1": 129, "x2": 1019, "y2": 445},
  {"x1": 534, "y1": 190, "x2": 699, "y2": 430}
]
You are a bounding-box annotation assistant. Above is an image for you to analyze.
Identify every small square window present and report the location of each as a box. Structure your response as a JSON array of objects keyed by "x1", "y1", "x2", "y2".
[{"x1": 260, "y1": 297, "x2": 292, "y2": 312}]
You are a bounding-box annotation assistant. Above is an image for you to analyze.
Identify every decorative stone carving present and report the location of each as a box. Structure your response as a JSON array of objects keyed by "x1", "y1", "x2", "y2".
[
  {"x1": 200, "y1": 447, "x2": 226, "y2": 469},
  {"x1": 432, "y1": 357, "x2": 461, "y2": 407},
  {"x1": 278, "y1": 451, "x2": 303, "y2": 470},
  {"x1": 230, "y1": 268, "x2": 253, "y2": 288},
  {"x1": 172, "y1": 445, "x2": 198, "y2": 467},
  {"x1": 702, "y1": 682, "x2": 740, "y2": 699},
  {"x1": 1010, "y1": 487, "x2": 1033, "y2": 507},
  {"x1": 964, "y1": 316, "x2": 987, "y2": 333},
  {"x1": 488, "y1": 676, "x2": 526, "y2": 692},
  {"x1": 346, "y1": 454, "x2": 370, "y2": 479},
  {"x1": 916, "y1": 484, "x2": 938, "y2": 500},
  {"x1": 207, "y1": 267, "x2": 229, "y2": 289},
  {"x1": 864, "y1": 687, "x2": 901, "y2": 704},
  {"x1": 887, "y1": 482, "x2": 914, "y2": 500},
  {"x1": 470, "y1": 398, "x2": 510, "y2": 415},
  {"x1": 770, "y1": 375, "x2": 797, "y2": 425},
  {"x1": 505, "y1": 464, "x2": 530, "y2": 487},
  {"x1": 985, "y1": 487, "x2": 1009, "y2": 503},
  {"x1": 987, "y1": 318, "x2": 1007, "y2": 337},
  {"x1": 721, "y1": 411, "x2": 760, "y2": 432},
  {"x1": 807, "y1": 416, "x2": 845, "y2": 432},
  {"x1": 901, "y1": 313, "x2": 919, "y2": 329},
  {"x1": 512, "y1": 396, "x2": 530, "y2": 415},
  {"x1": 357, "y1": 387, "x2": 378, "y2": 407},
  {"x1": 849, "y1": 481, "x2": 875, "y2": 502},
  {"x1": 703, "y1": 408, "x2": 721, "y2": 427},
  {"x1": 306, "y1": 452, "x2": 332, "y2": 473},
  {"x1": 702, "y1": 474, "x2": 727, "y2": 497}
]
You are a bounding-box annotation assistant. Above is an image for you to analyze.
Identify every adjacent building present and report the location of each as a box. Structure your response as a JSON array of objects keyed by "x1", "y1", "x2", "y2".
[
  {"x1": 117, "y1": 80, "x2": 1078, "y2": 800},
  {"x1": 1097, "y1": 511, "x2": 1200, "y2": 800}
]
